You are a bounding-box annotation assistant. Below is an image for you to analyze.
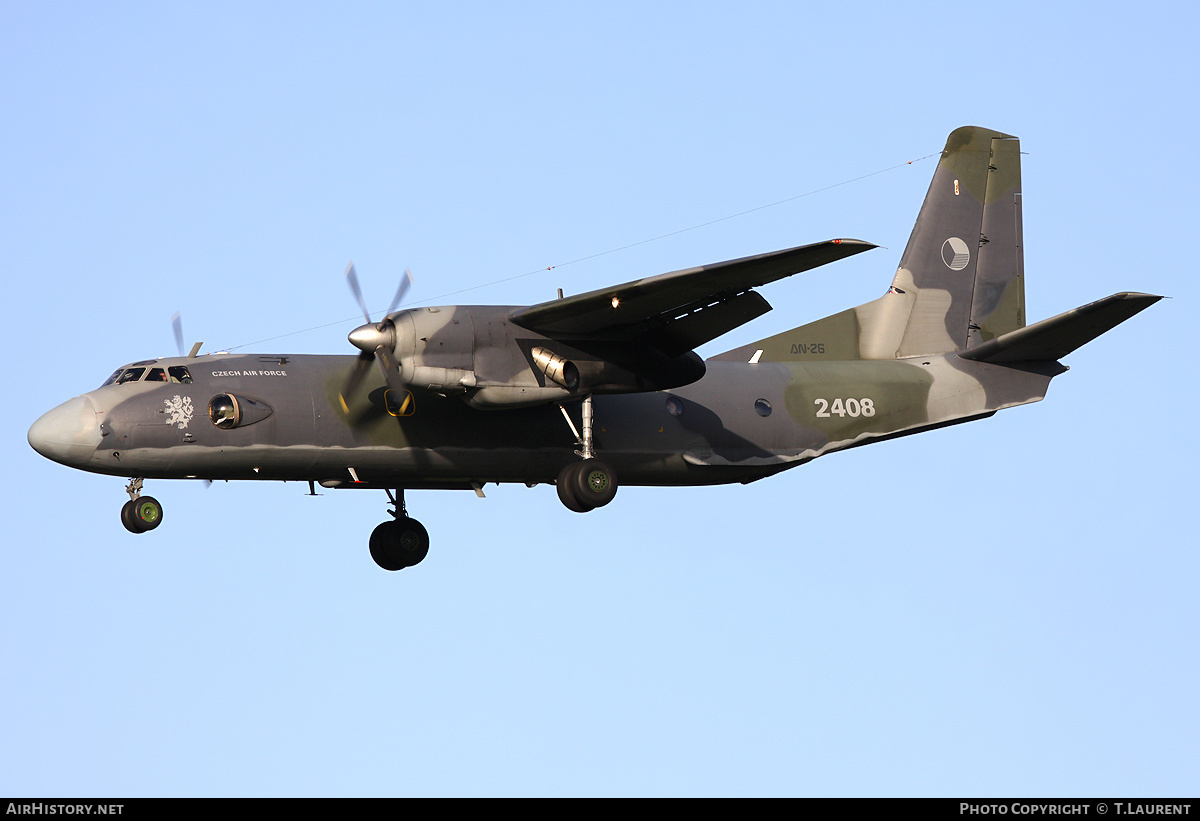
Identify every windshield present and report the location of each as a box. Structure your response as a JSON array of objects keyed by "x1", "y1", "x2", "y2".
[{"x1": 101, "y1": 364, "x2": 193, "y2": 387}]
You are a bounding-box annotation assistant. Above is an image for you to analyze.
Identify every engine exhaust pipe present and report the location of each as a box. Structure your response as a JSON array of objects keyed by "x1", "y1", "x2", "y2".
[{"x1": 531, "y1": 347, "x2": 580, "y2": 391}]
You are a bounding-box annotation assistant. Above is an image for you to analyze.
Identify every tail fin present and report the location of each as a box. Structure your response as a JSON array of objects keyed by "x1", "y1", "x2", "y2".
[
  {"x1": 714, "y1": 126, "x2": 1027, "y2": 363},
  {"x1": 890, "y1": 126, "x2": 1024, "y2": 357}
]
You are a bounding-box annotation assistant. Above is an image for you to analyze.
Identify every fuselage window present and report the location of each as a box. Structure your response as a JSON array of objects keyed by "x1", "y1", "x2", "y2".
[
  {"x1": 117, "y1": 368, "x2": 146, "y2": 385},
  {"x1": 146, "y1": 368, "x2": 167, "y2": 382},
  {"x1": 754, "y1": 398, "x2": 772, "y2": 417},
  {"x1": 168, "y1": 366, "x2": 193, "y2": 384}
]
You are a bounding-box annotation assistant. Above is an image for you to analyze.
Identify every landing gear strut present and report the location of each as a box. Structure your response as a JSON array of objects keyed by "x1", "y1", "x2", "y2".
[
  {"x1": 369, "y1": 489, "x2": 430, "y2": 571},
  {"x1": 120, "y1": 478, "x2": 163, "y2": 534},
  {"x1": 556, "y1": 395, "x2": 619, "y2": 513}
]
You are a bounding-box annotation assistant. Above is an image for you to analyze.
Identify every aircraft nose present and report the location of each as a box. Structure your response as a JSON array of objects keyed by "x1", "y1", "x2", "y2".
[{"x1": 28, "y1": 395, "x2": 102, "y2": 467}]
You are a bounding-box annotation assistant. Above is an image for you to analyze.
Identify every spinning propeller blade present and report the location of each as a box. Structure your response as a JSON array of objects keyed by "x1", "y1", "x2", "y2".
[
  {"x1": 386, "y1": 268, "x2": 413, "y2": 317},
  {"x1": 374, "y1": 344, "x2": 406, "y2": 396},
  {"x1": 343, "y1": 351, "x2": 376, "y2": 402},
  {"x1": 345, "y1": 262, "x2": 373, "y2": 325},
  {"x1": 340, "y1": 263, "x2": 414, "y2": 410}
]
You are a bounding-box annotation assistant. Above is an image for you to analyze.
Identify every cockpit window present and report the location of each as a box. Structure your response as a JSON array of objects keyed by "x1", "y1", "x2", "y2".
[{"x1": 102, "y1": 364, "x2": 193, "y2": 386}]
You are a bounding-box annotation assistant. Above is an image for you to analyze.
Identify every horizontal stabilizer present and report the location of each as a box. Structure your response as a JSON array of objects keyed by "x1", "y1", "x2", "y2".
[{"x1": 958, "y1": 292, "x2": 1162, "y2": 363}]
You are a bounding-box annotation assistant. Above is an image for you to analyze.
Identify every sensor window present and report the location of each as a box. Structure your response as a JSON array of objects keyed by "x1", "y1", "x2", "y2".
[{"x1": 209, "y1": 394, "x2": 240, "y2": 429}]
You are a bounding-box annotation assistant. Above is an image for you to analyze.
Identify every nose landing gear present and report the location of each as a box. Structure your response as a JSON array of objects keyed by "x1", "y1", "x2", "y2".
[
  {"x1": 119, "y1": 477, "x2": 163, "y2": 533},
  {"x1": 369, "y1": 489, "x2": 430, "y2": 571}
]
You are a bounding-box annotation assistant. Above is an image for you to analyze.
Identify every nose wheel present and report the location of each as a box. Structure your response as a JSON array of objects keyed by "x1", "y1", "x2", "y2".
[
  {"x1": 119, "y1": 478, "x2": 163, "y2": 533},
  {"x1": 370, "y1": 489, "x2": 430, "y2": 570}
]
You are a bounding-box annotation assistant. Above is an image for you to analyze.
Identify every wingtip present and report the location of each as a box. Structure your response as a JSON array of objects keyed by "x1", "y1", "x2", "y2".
[
  {"x1": 1095, "y1": 292, "x2": 1165, "y2": 307},
  {"x1": 829, "y1": 238, "x2": 879, "y2": 251}
]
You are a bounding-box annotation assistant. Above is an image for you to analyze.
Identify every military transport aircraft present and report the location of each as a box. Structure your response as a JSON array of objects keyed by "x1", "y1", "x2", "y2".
[{"x1": 28, "y1": 126, "x2": 1160, "y2": 571}]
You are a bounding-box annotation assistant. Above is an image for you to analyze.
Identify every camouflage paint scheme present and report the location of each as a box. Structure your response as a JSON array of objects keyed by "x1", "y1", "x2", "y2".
[{"x1": 30, "y1": 127, "x2": 1160, "y2": 500}]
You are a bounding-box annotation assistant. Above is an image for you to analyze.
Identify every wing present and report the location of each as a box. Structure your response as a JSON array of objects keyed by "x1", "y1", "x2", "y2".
[{"x1": 509, "y1": 238, "x2": 876, "y2": 356}]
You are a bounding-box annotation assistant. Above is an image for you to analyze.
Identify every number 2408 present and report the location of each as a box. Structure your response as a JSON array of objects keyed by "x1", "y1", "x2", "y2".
[{"x1": 814, "y1": 397, "x2": 875, "y2": 418}]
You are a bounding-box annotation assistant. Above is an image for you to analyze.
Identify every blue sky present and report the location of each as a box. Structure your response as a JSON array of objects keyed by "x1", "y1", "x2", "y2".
[{"x1": 3, "y1": 1, "x2": 1196, "y2": 796}]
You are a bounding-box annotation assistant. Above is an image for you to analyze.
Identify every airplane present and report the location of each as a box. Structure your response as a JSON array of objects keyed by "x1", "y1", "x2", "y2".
[{"x1": 28, "y1": 126, "x2": 1160, "y2": 571}]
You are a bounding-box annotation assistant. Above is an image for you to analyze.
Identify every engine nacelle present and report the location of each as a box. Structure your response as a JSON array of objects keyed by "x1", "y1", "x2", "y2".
[
  {"x1": 465, "y1": 385, "x2": 573, "y2": 409},
  {"x1": 371, "y1": 305, "x2": 706, "y2": 408},
  {"x1": 404, "y1": 365, "x2": 478, "y2": 392}
]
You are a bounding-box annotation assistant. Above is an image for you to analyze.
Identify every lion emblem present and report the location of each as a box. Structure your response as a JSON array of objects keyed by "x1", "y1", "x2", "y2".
[{"x1": 164, "y1": 395, "x2": 194, "y2": 429}]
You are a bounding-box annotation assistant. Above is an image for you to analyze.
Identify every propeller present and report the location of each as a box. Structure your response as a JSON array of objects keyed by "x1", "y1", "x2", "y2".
[
  {"x1": 341, "y1": 262, "x2": 413, "y2": 408},
  {"x1": 171, "y1": 312, "x2": 203, "y2": 358}
]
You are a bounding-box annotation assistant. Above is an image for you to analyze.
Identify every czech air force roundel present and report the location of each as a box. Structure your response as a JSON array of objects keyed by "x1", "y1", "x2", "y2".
[{"x1": 941, "y1": 237, "x2": 970, "y2": 270}]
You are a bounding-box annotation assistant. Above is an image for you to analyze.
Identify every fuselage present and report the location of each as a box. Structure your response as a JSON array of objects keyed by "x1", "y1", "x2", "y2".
[{"x1": 28, "y1": 349, "x2": 1058, "y2": 490}]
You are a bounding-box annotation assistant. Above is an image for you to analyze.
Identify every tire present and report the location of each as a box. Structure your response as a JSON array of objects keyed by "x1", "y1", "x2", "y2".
[
  {"x1": 370, "y1": 521, "x2": 405, "y2": 570},
  {"x1": 120, "y1": 499, "x2": 142, "y2": 533},
  {"x1": 369, "y1": 518, "x2": 430, "y2": 570},
  {"x1": 556, "y1": 462, "x2": 593, "y2": 513},
  {"x1": 123, "y1": 496, "x2": 163, "y2": 532},
  {"x1": 395, "y1": 518, "x2": 430, "y2": 567},
  {"x1": 571, "y1": 459, "x2": 617, "y2": 508}
]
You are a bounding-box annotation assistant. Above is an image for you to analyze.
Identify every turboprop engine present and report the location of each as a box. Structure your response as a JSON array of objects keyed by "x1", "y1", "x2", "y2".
[{"x1": 342, "y1": 264, "x2": 706, "y2": 411}]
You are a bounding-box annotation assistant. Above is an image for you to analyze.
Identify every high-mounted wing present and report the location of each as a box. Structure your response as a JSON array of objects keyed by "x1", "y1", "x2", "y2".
[{"x1": 510, "y1": 239, "x2": 876, "y2": 356}]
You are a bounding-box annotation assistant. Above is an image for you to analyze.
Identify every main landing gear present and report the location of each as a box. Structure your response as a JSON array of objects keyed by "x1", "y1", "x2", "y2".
[
  {"x1": 119, "y1": 477, "x2": 163, "y2": 534},
  {"x1": 557, "y1": 458, "x2": 618, "y2": 512},
  {"x1": 556, "y1": 395, "x2": 619, "y2": 513},
  {"x1": 369, "y1": 488, "x2": 430, "y2": 571}
]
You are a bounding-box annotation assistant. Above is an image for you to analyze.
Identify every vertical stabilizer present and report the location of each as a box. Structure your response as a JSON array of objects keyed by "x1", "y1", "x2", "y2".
[
  {"x1": 714, "y1": 126, "x2": 1030, "y2": 364},
  {"x1": 891, "y1": 126, "x2": 1023, "y2": 357}
]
